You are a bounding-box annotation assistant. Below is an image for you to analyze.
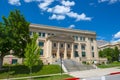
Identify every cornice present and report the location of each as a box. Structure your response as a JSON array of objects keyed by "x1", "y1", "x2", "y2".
[{"x1": 30, "y1": 23, "x2": 96, "y2": 35}]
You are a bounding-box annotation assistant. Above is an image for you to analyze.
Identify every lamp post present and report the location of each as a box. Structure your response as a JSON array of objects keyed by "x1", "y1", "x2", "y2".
[
  {"x1": 8, "y1": 50, "x2": 13, "y2": 79},
  {"x1": 60, "y1": 53, "x2": 62, "y2": 79}
]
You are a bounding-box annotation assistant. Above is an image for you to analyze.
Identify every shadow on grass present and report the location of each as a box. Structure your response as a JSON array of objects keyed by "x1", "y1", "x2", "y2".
[{"x1": 0, "y1": 64, "x2": 43, "y2": 75}]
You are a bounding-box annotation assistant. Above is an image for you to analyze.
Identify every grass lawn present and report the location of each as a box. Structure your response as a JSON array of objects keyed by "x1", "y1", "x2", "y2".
[
  {"x1": 0, "y1": 64, "x2": 72, "y2": 79},
  {"x1": 97, "y1": 61, "x2": 120, "y2": 68}
]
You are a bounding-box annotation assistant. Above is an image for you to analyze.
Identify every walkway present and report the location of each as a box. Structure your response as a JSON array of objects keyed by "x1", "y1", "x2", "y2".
[{"x1": 68, "y1": 67, "x2": 120, "y2": 79}]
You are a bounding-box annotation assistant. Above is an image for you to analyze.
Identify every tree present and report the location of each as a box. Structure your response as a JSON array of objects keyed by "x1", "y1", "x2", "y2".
[
  {"x1": 0, "y1": 10, "x2": 30, "y2": 69},
  {"x1": 24, "y1": 33, "x2": 42, "y2": 78},
  {"x1": 113, "y1": 46, "x2": 119, "y2": 61}
]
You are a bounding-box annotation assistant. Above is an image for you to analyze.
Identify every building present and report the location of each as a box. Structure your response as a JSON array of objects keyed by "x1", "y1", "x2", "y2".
[
  {"x1": 3, "y1": 24, "x2": 100, "y2": 64},
  {"x1": 98, "y1": 42, "x2": 120, "y2": 51},
  {"x1": 29, "y1": 24, "x2": 99, "y2": 64}
]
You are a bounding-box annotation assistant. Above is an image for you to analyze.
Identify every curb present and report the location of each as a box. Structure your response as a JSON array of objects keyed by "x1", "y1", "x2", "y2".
[{"x1": 110, "y1": 72, "x2": 120, "y2": 75}]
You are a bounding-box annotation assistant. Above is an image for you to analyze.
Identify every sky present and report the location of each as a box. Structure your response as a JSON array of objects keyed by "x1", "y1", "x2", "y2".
[{"x1": 0, "y1": 0, "x2": 120, "y2": 42}]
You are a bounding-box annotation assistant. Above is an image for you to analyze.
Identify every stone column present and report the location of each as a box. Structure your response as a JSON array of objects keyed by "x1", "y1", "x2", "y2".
[
  {"x1": 86, "y1": 38, "x2": 92, "y2": 60},
  {"x1": 64, "y1": 43, "x2": 67, "y2": 59},
  {"x1": 71, "y1": 43, "x2": 74, "y2": 59},
  {"x1": 93, "y1": 39, "x2": 99, "y2": 59},
  {"x1": 57, "y1": 42, "x2": 60, "y2": 59}
]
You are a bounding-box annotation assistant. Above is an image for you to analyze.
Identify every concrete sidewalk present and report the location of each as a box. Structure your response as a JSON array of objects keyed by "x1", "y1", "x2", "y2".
[{"x1": 68, "y1": 67, "x2": 120, "y2": 79}]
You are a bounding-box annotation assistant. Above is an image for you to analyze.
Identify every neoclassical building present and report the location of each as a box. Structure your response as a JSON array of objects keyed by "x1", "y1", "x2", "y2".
[{"x1": 29, "y1": 24, "x2": 99, "y2": 64}]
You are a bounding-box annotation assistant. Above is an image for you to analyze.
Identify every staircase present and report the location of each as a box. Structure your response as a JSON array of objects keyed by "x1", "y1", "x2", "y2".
[{"x1": 63, "y1": 59, "x2": 96, "y2": 72}]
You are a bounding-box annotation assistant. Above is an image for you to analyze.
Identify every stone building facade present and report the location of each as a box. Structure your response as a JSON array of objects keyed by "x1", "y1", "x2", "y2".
[{"x1": 29, "y1": 24, "x2": 99, "y2": 64}]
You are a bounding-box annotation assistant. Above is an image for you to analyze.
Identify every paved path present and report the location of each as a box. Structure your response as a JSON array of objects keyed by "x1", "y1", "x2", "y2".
[{"x1": 68, "y1": 67, "x2": 120, "y2": 79}]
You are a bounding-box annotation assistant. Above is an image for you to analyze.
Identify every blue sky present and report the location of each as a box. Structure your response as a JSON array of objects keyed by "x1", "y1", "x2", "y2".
[{"x1": 0, "y1": 0, "x2": 120, "y2": 42}]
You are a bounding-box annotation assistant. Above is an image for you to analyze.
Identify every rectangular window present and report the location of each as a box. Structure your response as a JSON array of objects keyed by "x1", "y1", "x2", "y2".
[
  {"x1": 40, "y1": 49, "x2": 43, "y2": 55},
  {"x1": 67, "y1": 44, "x2": 70, "y2": 48},
  {"x1": 61, "y1": 43, "x2": 64, "y2": 48},
  {"x1": 39, "y1": 42, "x2": 44, "y2": 47},
  {"x1": 92, "y1": 46, "x2": 94, "y2": 51},
  {"x1": 74, "y1": 36, "x2": 78, "y2": 41},
  {"x1": 42, "y1": 33, "x2": 45, "y2": 37},
  {"x1": 92, "y1": 52, "x2": 94, "y2": 57},
  {"x1": 74, "y1": 45, "x2": 78, "y2": 49},
  {"x1": 83, "y1": 37, "x2": 85, "y2": 41},
  {"x1": 82, "y1": 52, "x2": 86, "y2": 57},
  {"x1": 74, "y1": 51, "x2": 79, "y2": 57},
  {"x1": 53, "y1": 43, "x2": 56, "y2": 47},
  {"x1": 39, "y1": 32, "x2": 41, "y2": 37},
  {"x1": 81, "y1": 45, "x2": 85, "y2": 50},
  {"x1": 90, "y1": 38, "x2": 93, "y2": 42},
  {"x1": 29, "y1": 31, "x2": 32, "y2": 36},
  {"x1": 12, "y1": 59, "x2": 17, "y2": 64}
]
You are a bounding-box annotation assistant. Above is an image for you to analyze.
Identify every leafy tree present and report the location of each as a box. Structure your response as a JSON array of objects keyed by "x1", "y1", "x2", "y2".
[
  {"x1": 24, "y1": 33, "x2": 42, "y2": 77},
  {"x1": 113, "y1": 46, "x2": 120, "y2": 61},
  {"x1": 0, "y1": 10, "x2": 30, "y2": 69}
]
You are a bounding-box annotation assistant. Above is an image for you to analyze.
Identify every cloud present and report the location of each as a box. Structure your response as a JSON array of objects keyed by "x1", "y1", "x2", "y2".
[
  {"x1": 8, "y1": 0, "x2": 21, "y2": 6},
  {"x1": 111, "y1": 31, "x2": 120, "y2": 43},
  {"x1": 48, "y1": 5, "x2": 70, "y2": 14},
  {"x1": 8, "y1": 0, "x2": 92, "y2": 21},
  {"x1": 49, "y1": 14, "x2": 65, "y2": 20},
  {"x1": 68, "y1": 24, "x2": 75, "y2": 29},
  {"x1": 61, "y1": 0, "x2": 75, "y2": 7},
  {"x1": 67, "y1": 12, "x2": 91, "y2": 21},
  {"x1": 98, "y1": 0, "x2": 119, "y2": 4},
  {"x1": 38, "y1": 0, "x2": 54, "y2": 10},
  {"x1": 113, "y1": 31, "x2": 120, "y2": 38}
]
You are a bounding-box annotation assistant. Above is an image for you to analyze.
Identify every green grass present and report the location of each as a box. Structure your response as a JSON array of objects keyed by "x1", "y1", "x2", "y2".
[
  {"x1": 0, "y1": 64, "x2": 70, "y2": 79},
  {"x1": 97, "y1": 61, "x2": 120, "y2": 68},
  {"x1": 34, "y1": 74, "x2": 73, "y2": 80}
]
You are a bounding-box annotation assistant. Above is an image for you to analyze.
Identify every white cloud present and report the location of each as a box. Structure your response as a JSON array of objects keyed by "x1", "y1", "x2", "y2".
[
  {"x1": 113, "y1": 31, "x2": 120, "y2": 38},
  {"x1": 67, "y1": 12, "x2": 91, "y2": 21},
  {"x1": 8, "y1": 0, "x2": 21, "y2": 6},
  {"x1": 109, "y1": 0, "x2": 118, "y2": 4},
  {"x1": 98, "y1": 0, "x2": 119, "y2": 4},
  {"x1": 61, "y1": 0, "x2": 75, "y2": 7},
  {"x1": 49, "y1": 14, "x2": 65, "y2": 20},
  {"x1": 98, "y1": 0, "x2": 109, "y2": 3},
  {"x1": 50, "y1": 5, "x2": 70, "y2": 14},
  {"x1": 68, "y1": 24, "x2": 75, "y2": 29},
  {"x1": 38, "y1": 0, "x2": 54, "y2": 10}
]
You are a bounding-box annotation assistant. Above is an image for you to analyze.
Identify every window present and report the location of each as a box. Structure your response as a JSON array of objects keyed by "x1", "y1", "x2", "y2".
[
  {"x1": 74, "y1": 45, "x2": 78, "y2": 49},
  {"x1": 12, "y1": 59, "x2": 17, "y2": 64},
  {"x1": 92, "y1": 46, "x2": 94, "y2": 51},
  {"x1": 39, "y1": 32, "x2": 45, "y2": 37},
  {"x1": 81, "y1": 45, "x2": 85, "y2": 50},
  {"x1": 61, "y1": 43, "x2": 64, "y2": 48},
  {"x1": 39, "y1": 42, "x2": 44, "y2": 47},
  {"x1": 82, "y1": 52, "x2": 86, "y2": 57},
  {"x1": 80, "y1": 36, "x2": 85, "y2": 41},
  {"x1": 42, "y1": 33, "x2": 45, "y2": 37},
  {"x1": 39, "y1": 32, "x2": 41, "y2": 36},
  {"x1": 74, "y1": 36, "x2": 78, "y2": 41},
  {"x1": 83, "y1": 37, "x2": 85, "y2": 41},
  {"x1": 74, "y1": 51, "x2": 79, "y2": 57},
  {"x1": 67, "y1": 44, "x2": 70, "y2": 48},
  {"x1": 53, "y1": 43, "x2": 56, "y2": 47},
  {"x1": 29, "y1": 31, "x2": 32, "y2": 36},
  {"x1": 89, "y1": 38, "x2": 94, "y2": 42},
  {"x1": 40, "y1": 49, "x2": 43, "y2": 55},
  {"x1": 92, "y1": 52, "x2": 94, "y2": 57}
]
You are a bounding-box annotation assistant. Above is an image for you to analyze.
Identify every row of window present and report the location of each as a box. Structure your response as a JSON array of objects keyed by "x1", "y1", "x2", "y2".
[
  {"x1": 74, "y1": 51, "x2": 95, "y2": 58},
  {"x1": 30, "y1": 32, "x2": 95, "y2": 42},
  {"x1": 40, "y1": 49, "x2": 95, "y2": 58},
  {"x1": 39, "y1": 41, "x2": 94, "y2": 51}
]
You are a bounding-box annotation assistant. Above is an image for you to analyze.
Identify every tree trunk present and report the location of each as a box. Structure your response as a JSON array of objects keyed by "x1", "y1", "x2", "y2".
[
  {"x1": 0, "y1": 56, "x2": 3, "y2": 70},
  {"x1": 30, "y1": 67, "x2": 32, "y2": 80}
]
